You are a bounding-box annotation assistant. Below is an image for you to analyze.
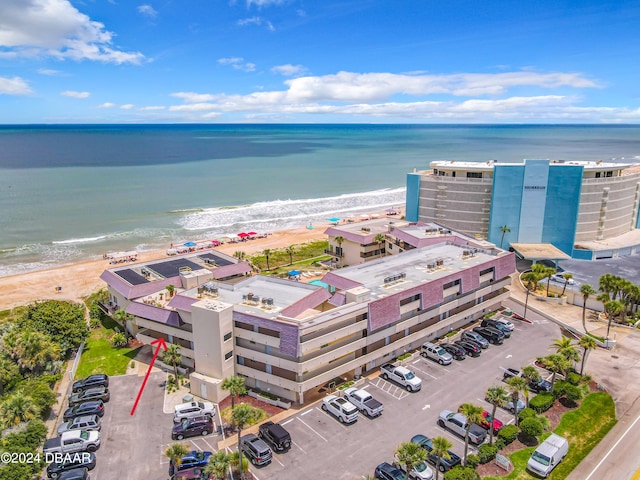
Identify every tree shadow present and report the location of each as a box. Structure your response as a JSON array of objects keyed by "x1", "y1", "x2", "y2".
[
  {"x1": 517, "y1": 432, "x2": 539, "y2": 447},
  {"x1": 559, "y1": 397, "x2": 578, "y2": 408}
]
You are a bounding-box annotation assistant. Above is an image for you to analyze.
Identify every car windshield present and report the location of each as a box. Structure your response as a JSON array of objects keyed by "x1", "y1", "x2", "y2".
[
  {"x1": 414, "y1": 462, "x2": 429, "y2": 473},
  {"x1": 197, "y1": 402, "x2": 205, "y2": 409},
  {"x1": 404, "y1": 372, "x2": 415, "y2": 380},
  {"x1": 436, "y1": 348, "x2": 447, "y2": 355},
  {"x1": 531, "y1": 451, "x2": 551, "y2": 466},
  {"x1": 80, "y1": 431, "x2": 89, "y2": 440}
]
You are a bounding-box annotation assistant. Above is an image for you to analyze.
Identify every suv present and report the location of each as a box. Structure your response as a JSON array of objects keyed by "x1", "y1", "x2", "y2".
[
  {"x1": 374, "y1": 462, "x2": 405, "y2": 480},
  {"x1": 421, "y1": 342, "x2": 453, "y2": 365},
  {"x1": 438, "y1": 410, "x2": 487, "y2": 445},
  {"x1": 258, "y1": 421, "x2": 292, "y2": 452},
  {"x1": 481, "y1": 319, "x2": 512, "y2": 337},
  {"x1": 46, "y1": 453, "x2": 96, "y2": 478},
  {"x1": 63, "y1": 401, "x2": 104, "y2": 422},
  {"x1": 410, "y1": 434, "x2": 462, "y2": 473},
  {"x1": 72, "y1": 374, "x2": 109, "y2": 393},
  {"x1": 472, "y1": 326, "x2": 504, "y2": 345},
  {"x1": 68, "y1": 387, "x2": 110, "y2": 406},
  {"x1": 171, "y1": 416, "x2": 214, "y2": 440},
  {"x1": 57, "y1": 415, "x2": 102, "y2": 435},
  {"x1": 173, "y1": 401, "x2": 216, "y2": 423},
  {"x1": 57, "y1": 468, "x2": 90, "y2": 480},
  {"x1": 461, "y1": 330, "x2": 489, "y2": 349},
  {"x1": 440, "y1": 343, "x2": 466, "y2": 361},
  {"x1": 240, "y1": 433, "x2": 272, "y2": 466},
  {"x1": 453, "y1": 339, "x2": 481, "y2": 357}
]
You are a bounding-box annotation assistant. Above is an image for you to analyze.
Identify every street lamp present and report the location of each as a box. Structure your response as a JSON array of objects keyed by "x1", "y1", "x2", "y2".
[{"x1": 523, "y1": 286, "x2": 531, "y2": 321}]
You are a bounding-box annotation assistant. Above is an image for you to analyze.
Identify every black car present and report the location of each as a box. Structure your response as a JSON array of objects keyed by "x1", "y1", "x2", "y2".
[
  {"x1": 47, "y1": 453, "x2": 96, "y2": 478},
  {"x1": 63, "y1": 401, "x2": 105, "y2": 421},
  {"x1": 472, "y1": 326, "x2": 504, "y2": 345},
  {"x1": 440, "y1": 343, "x2": 466, "y2": 360},
  {"x1": 374, "y1": 461, "x2": 404, "y2": 480},
  {"x1": 68, "y1": 386, "x2": 110, "y2": 406},
  {"x1": 57, "y1": 467, "x2": 90, "y2": 480},
  {"x1": 258, "y1": 421, "x2": 292, "y2": 452},
  {"x1": 481, "y1": 319, "x2": 512, "y2": 338},
  {"x1": 171, "y1": 416, "x2": 214, "y2": 440},
  {"x1": 454, "y1": 339, "x2": 481, "y2": 357},
  {"x1": 168, "y1": 451, "x2": 212, "y2": 476},
  {"x1": 529, "y1": 378, "x2": 553, "y2": 393},
  {"x1": 411, "y1": 434, "x2": 462, "y2": 472},
  {"x1": 72, "y1": 374, "x2": 109, "y2": 393}
]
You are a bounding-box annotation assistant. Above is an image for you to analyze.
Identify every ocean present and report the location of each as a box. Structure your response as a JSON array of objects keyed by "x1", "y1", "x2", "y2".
[{"x1": 1, "y1": 124, "x2": 640, "y2": 277}]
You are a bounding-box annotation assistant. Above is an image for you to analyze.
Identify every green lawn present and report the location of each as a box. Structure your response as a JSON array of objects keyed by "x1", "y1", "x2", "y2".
[
  {"x1": 249, "y1": 240, "x2": 328, "y2": 272},
  {"x1": 484, "y1": 392, "x2": 616, "y2": 480},
  {"x1": 75, "y1": 315, "x2": 140, "y2": 378}
]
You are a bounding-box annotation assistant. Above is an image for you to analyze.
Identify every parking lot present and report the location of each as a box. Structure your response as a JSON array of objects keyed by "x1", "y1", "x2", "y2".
[{"x1": 252, "y1": 314, "x2": 561, "y2": 480}]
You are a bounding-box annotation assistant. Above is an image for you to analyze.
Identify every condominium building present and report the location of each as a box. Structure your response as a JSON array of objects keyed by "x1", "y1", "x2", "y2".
[
  {"x1": 101, "y1": 226, "x2": 515, "y2": 405},
  {"x1": 406, "y1": 159, "x2": 640, "y2": 259}
]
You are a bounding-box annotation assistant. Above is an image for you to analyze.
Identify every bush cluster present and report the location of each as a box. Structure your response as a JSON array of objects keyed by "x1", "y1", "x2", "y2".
[
  {"x1": 497, "y1": 424, "x2": 519, "y2": 445},
  {"x1": 529, "y1": 392, "x2": 555, "y2": 413},
  {"x1": 518, "y1": 407, "x2": 535, "y2": 422},
  {"x1": 520, "y1": 416, "x2": 544, "y2": 437},
  {"x1": 465, "y1": 453, "x2": 480, "y2": 469},
  {"x1": 443, "y1": 465, "x2": 480, "y2": 480},
  {"x1": 567, "y1": 371, "x2": 582, "y2": 385},
  {"x1": 109, "y1": 332, "x2": 128, "y2": 348},
  {"x1": 477, "y1": 443, "x2": 499, "y2": 464}
]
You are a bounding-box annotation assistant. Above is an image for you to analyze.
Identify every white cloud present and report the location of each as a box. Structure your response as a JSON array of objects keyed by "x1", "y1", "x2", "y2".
[
  {"x1": 0, "y1": 0, "x2": 145, "y2": 64},
  {"x1": 0, "y1": 76, "x2": 31, "y2": 95},
  {"x1": 60, "y1": 90, "x2": 90, "y2": 98},
  {"x1": 171, "y1": 92, "x2": 218, "y2": 103},
  {"x1": 247, "y1": 0, "x2": 287, "y2": 7},
  {"x1": 120, "y1": 104, "x2": 135, "y2": 109},
  {"x1": 217, "y1": 57, "x2": 256, "y2": 72},
  {"x1": 237, "y1": 17, "x2": 262, "y2": 26},
  {"x1": 96, "y1": 102, "x2": 116, "y2": 108},
  {"x1": 137, "y1": 4, "x2": 158, "y2": 18},
  {"x1": 38, "y1": 68, "x2": 63, "y2": 76},
  {"x1": 138, "y1": 105, "x2": 166, "y2": 110},
  {"x1": 271, "y1": 64, "x2": 306, "y2": 76}
]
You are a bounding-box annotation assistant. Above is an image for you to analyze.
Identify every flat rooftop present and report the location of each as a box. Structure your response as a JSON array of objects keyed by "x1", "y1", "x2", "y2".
[
  {"x1": 427, "y1": 159, "x2": 637, "y2": 171},
  {"x1": 327, "y1": 218, "x2": 409, "y2": 236},
  {"x1": 331, "y1": 242, "x2": 498, "y2": 298}
]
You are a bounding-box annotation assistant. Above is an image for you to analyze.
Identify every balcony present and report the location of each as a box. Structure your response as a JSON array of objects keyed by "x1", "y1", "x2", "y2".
[{"x1": 324, "y1": 249, "x2": 344, "y2": 258}]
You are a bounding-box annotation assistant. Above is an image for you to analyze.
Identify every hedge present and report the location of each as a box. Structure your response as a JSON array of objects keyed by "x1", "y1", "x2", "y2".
[
  {"x1": 465, "y1": 454, "x2": 480, "y2": 469},
  {"x1": 518, "y1": 407, "x2": 535, "y2": 422},
  {"x1": 529, "y1": 392, "x2": 555, "y2": 413},
  {"x1": 477, "y1": 443, "x2": 499, "y2": 464},
  {"x1": 520, "y1": 417, "x2": 544, "y2": 437},
  {"x1": 497, "y1": 424, "x2": 519, "y2": 445}
]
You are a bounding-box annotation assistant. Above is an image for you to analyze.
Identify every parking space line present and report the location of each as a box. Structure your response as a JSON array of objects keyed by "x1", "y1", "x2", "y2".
[
  {"x1": 296, "y1": 417, "x2": 329, "y2": 442},
  {"x1": 272, "y1": 454, "x2": 285, "y2": 467},
  {"x1": 300, "y1": 409, "x2": 313, "y2": 416},
  {"x1": 292, "y1": 440, "x2": 307, "y2": 454},
  {"x1": 281, "y1": 418, "x2": 294, "y2": 426},
  {"x1": 201, "y1": 438, "x2": 216, "y2": 452},
  {"x1": 189, "y1": 440, "x2": 203, "y2": 451}
]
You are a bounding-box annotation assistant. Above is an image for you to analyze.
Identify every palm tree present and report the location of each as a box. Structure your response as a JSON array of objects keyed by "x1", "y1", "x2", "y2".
[
  {"x1": 165, "y1": 284, "x2": 176, "y2": 297},
  {"x1": 560, "y1": 273, "x2": 573, "y2": 296},
  {"x1": 221, "y1": 375, "x2": 247, "y2": 411},
  {"x1": 579, "y1": 335, "x2": 597, "y2": 375},
  {"x1": 395, "y1": 441, "x2": 427, "y2": 480},
  {"x1": 505, "y1": 376, "x2": 528, "y2": 424},
  {"x1": 580, "y1": 284, "x2": 596, "y2": 333},
  {"x1": 544, "y1": 353, "x2": 570, "y2": 386},
  {"x1": 543, "y1": 267, "x2": 556, "y2": 297},
  {"x1": 233, "y1": 250, "x2": 246, "y2": 261},
  {"x1": 552, "y1": 336, "x2": 580, "y2": 363},
  {"x1": 521, "y1": 271, "x2": 539, "y2": 292},
  {"x1": 431, "y1": 436, "x2": 452, "y2": 480},
  {"x1": 375, "y1": 233, "x2": 386, "y2": 258},
  {"x1": 285, "y1": 245, "x2": 295, "y2": 265},
  {"x1": 231, "y1": 403, "x2": 259, "y2": 480},
  {"x1": 3, "y1": 328, "x2": 60, "y2": 373},
  {"x1": 499, "y1": 224, "x2": 511, "y2": 249},
  {"x1": 603, "y1": 299, "x2": 624, "y2": 338},
  {"x1": 485, "y1": 386, "x2": 509, "y2": 445},
  {"x1": 230, "y1": 451, "x2": 249, "y2": 478},
  {"x1": 113, "y1": 309, "x2": 134, "y2": 330},
  {"x1": 0, "y1": 392, "x2": 40, "y2": 428},
  {"x1": 458, "y1": 402, "x2": 485, "y2": 466},
  {"x1": 522, "y1": 365, "x2": 541, "y2": 385},
  {"x1": 161, "y1": 343, "x2": 182, "y2": 383},
  {"x1": 0, "y1": 354, "x2": 19, "y2": 396},
  {"x1": 204, "y1": 450, "x2": 231, "y2": 480},
  {"x1": 164, "y1": 442, "x2": 190, "y2": 474},
  {"x1": 263, "y1": 249, "x2": 271, "y2": 271}
]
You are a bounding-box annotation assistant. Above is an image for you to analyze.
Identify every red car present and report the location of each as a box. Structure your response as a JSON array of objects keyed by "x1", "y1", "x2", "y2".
[{"x1": 480, "y1": 410, "x2": 503, "y2": 434}]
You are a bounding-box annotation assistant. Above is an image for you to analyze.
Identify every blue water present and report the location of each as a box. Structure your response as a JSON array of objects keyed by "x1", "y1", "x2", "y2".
[{"x1": 1, "y1": 124, "x2": 639, "y2": 277}]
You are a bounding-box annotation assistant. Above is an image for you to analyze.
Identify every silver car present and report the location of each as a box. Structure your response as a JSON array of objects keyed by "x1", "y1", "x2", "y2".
[{"x1": 57, "y1": 415, "x2": 102, "y2": 435}]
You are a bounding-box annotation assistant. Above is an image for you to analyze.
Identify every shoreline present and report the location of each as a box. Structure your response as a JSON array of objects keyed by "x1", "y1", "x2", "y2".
[{"x1": 0, "y1": 208, "x2": 403, "y2": 310}]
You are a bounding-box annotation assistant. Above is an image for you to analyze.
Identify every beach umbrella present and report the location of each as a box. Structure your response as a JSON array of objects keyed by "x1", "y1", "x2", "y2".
[
  {"x1": 326, "y1": 217, "x2": 341, "y2": 223},
  {"x1": 247, "y1": 231, "x2": 257, "y2": 236},
  {"x1": 237, "y1": 232, "x2": 249, "y2": 238},
  {"x1": 184, "y1": 241, "x2": 197, "y2": 247},
  {"x1": 288, "y1": 270, "x2": 301, "y2": 276}
]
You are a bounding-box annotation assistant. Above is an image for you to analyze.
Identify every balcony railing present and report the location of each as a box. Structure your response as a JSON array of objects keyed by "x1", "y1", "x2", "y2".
[{"x1": 324, "y1": 249, "x2": 344, "y2": 258}]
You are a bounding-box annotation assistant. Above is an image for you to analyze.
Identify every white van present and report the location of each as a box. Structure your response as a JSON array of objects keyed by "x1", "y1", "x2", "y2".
[{"x1": 527, "y1": 433, "x2": 569, "y2": 477}]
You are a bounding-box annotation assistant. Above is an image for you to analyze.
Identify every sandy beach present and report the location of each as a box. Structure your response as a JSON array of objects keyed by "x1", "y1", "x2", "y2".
[{"x1": 0, "y1": 209, "x2": 402, "y2": 310}]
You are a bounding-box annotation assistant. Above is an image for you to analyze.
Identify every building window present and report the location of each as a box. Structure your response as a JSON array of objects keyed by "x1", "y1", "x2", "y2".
[
  {"x1": 223, "y1": 332, "x2": 232, "y2": 342},
  {"x1": 388, "y1": 242, "x2": 393, "y2": 250},
  {"x1": 595, "y1": 172, "x2": 601, "y2": 178},
  {"x1": 605, "y1": 171, "x2": 613, "y2": 177},
  {"x1": 479, "y1": 267, "x2": 494, "y2": 276},
  {"x1": 224, "y1": 351, "x2": 233, "y2": 360},
  {"x1": 400, "y1": 293, "x2": 421, "y2": 306},
  {"x1": 443, "y1": 279, "x2": 461, "y2": 290},
  {"x1": 466, "y1": 172, "x2": 482, "y2": 178}
]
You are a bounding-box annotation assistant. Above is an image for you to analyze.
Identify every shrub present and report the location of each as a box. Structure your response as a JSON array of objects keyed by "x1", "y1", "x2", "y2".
[
  {"x1": 17, "y1": 380, "x2": 57, "y2": 419},
  {"x1": 518, "y1": 407, "x2": 535, "y2": 422},
  {"x1": 477, "y1": 443, "x2": 498, "y2": 464},
  {"x1": 465, "y1": 454, "x2": 480, "y2": 469},
  {"x1": 88, "y1": 302, "x2": 102, "y2": 321},
  {"x1": 443, "y1": 465, "x2": 480, "y2": 480},
  {"x1": 529, "y1": 392, "x2": 555, "y2": 413},
  {"x1": 567, "y1": 371, "x2": 582, "y2": 386},
  {"x1": 89, "y1": 317, "x2": 102, "y2": 329},
  {"x1": 520, "y1": 417, "x2": 544, "y2": 437},
  {"x1": 397, "y1": 353, "x2": 412, "y2": 361},
  {"x1": 495, "y1": 437, "x2": 506, "y2": 450},
  {"x1": 497, "y1": 424, "x2": 519, "y2": 445},
  {"x1": 109, "y1": 332, "x2": 128, "y2": 348}
]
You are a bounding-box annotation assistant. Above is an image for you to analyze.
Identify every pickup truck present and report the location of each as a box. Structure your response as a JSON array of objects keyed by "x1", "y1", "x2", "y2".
[
  {"x1": 44, "y1": 430, "x2": 101, "y2": 454},
  {"x1": 380, "y1": 363, "x2": 422, "y2": 392},
  {"x1": 343, "y1": 387, "x2": 384, "y2": 417},
  {"x1": 437, "y1": 410, "x2": 487, "y2": 445}
]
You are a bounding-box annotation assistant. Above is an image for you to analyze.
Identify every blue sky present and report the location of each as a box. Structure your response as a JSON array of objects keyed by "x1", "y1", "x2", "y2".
[{"x1": 1, "y1": 0, "x2": 639, "y2": 123}]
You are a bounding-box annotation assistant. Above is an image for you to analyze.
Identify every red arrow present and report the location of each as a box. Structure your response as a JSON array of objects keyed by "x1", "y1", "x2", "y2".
[{"x1": 130, "y1": 337, "x2": 168, "y2": 416}]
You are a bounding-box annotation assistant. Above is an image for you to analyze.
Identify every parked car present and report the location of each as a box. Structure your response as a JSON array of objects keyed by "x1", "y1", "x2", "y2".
[
  {"x1": 240, "y1": 433, "x2": 273, "y2": 466},
  {"x1": 72, "y1": 374, "x2": 109, "y2": 393},
  {"x1": 437, "y1": 410, "x2": 487, "y2": 445},
  {"x1": 375, "y1": 462, "x2": 405, "y2": 480},
  {"x1": 171, "y1": 416, "x2": 214, "y2": 440},
  {"x1": 57, "y1": 468, "x2": 90, "y2": 480},
  {"x1": 461, "y1": 330, "x2": 489, "y2": 349},
  {"x1": 493, "y1": 315, "x2": 515, "y2": 331},
  {"x1": 46, "y1": 452, "x2": 96, "y2": 479},
  {"x1": 410, "y1": 434, "x2": 462, "y2": 472},
  {"x1": 343, "y1": 387, "x2": 384, "y2": 417},
  {"x1": 44, "y1": 431, "x2": 100, "y2": 455},
  {"x1": 503, "y1": 368, "x2": 552, "y2": 393},
  {"x1": 394, "y1": 456, "x2": 434, "y2": 480},
  {"x1": 440, "y1": 343, "x2": 466, "y2": 360},
  {"x1": 551, "y1": 273, "x2": 575, "y2": 285},
  {"x1": 258, "y1": 421, "x2": 292, "y2": 452},
  {"x1": 321, "y1": 395, "x2": 359, "y2": 424},
  {"x1": 68, "y1": 386, "x2": 110, "y2": 406},
  {"x1": 472, "y1": 326, "x2": 504, "y2": 345},
  {"x1": 480, "y1": 411, "x2": 504, "y2": 434},
  {"x1": 63, "y1": 401, "x2": 104, "y2": 422},
  {"x1": 421, "y1": 342, "x2": 453, "y2": 365},
  {"x1": 380, "y1": 363, "x2": 422, "y2": 392},
  {"x1": 57, "y1": 415, "x2": 101, "y2": 435},
  {"x1": 453, "y1": 339, "x2": 481, "y2": 357},
  {"x1": 527, "y1": 433, "x2": 569, "y2": 477},
  {"x1": 169, "y1": 466, "x2": 208, "y2": 480},
  {"x1": 168, "y1": 451, "x2": 212, "y2": 476},
  {"x1": 481, "y1": 319, "x2": 512, "y2": 337},
  {"x1": 505, "y1": 398, "x2": 526, "y2": 414},
  {"x1": 173, "y1": 401, "x2": 216, "y2": 423}
]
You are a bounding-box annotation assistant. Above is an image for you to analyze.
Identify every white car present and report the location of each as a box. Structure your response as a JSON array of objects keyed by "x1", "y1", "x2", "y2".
[
  {"x1": 494, "y1": 315, "x2": 515, "y2": 331},
  {"x1": 550, "y1": 273, "x2": 575, "y2": 285},
  {"x1": 173, "y1": 401, "x2": 216, "y2": 423},
  {"x1": 321, "y1": 395, "x2": 358, "y2": 424},
  {"x1": 394, "y1": 458, "x2": 434, "y2": 480}
]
